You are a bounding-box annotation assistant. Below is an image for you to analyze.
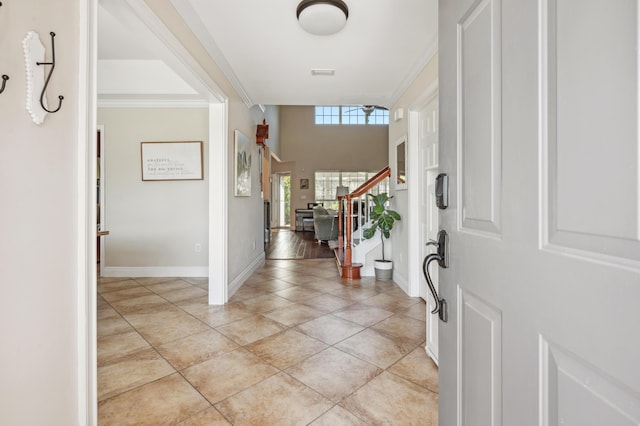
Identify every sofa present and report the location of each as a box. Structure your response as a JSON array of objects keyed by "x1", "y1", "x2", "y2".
[{"x1": 312, "y1": 206, "x2": 339, "y2": 242}]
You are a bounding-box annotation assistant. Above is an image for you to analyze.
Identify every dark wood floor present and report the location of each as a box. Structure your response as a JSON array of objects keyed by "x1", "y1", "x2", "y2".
[{"x1": 265, "y1": 229, "x2": 336, "y2": 260}]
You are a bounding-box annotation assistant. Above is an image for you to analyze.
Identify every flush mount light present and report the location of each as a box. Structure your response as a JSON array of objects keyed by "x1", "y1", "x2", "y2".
[{"x1": 296, "y1": 0, "x2": 349, "y2": 36}]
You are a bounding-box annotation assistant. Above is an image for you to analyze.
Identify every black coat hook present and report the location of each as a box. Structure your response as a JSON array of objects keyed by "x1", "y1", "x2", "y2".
[
  {"x1": 36, "y1": 32, "x2": 64, "y2": 113},
  {"x1": 0, "y1": 75, "x2": 8, "y2": 94}
]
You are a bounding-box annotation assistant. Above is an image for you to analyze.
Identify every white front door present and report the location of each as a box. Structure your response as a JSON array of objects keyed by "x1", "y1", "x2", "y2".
[{"x1": 438, "y1": 0, "x2": 640, "y2": 425}]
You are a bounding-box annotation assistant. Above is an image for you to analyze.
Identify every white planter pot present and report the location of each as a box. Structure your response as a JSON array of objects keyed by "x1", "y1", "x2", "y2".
[{"x1": 374, "y1": 260, "x2": 393, "y2": 281}]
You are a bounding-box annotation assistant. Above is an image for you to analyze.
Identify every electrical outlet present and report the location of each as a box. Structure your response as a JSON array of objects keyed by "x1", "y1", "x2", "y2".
[{"x1": 195, "y1": 243, "x2": 201, "y2": 253}]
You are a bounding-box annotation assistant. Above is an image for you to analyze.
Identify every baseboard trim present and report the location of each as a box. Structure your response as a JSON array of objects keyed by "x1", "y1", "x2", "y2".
[
  {"x1": 102, "y1": 266, "x2": 208, "y2": 278},
  {"x1": 228, "y1": 253, "x2": 265, "y2": 298}
]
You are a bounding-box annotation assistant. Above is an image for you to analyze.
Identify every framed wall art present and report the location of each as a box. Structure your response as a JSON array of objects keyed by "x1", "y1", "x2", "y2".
[
  {"x1": 140, "y1": 141, "x2": 203, "y2": 181},
  {"x1": 234, "y1": 130, "x2": 252, "y2": 196}
]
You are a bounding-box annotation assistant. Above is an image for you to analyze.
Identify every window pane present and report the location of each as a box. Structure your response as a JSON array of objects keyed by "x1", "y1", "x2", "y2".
[
  {"x1": 315, "y1": 171, "x2": 340, "y2": 202},
  {"x1": 315, "y1": 106, "x2": 340, "y2": 125},
  {"x1": 368, "y1": 108, "x2": 389, "y2": 125},
  {"x1": 342, "y1": 106, "x2": 366, "y2": 125}
]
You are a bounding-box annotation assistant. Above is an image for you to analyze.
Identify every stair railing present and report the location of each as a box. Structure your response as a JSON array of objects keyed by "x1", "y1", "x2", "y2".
[{"x1": 337, "y1": 166, "x2": 391, "y2": 278}]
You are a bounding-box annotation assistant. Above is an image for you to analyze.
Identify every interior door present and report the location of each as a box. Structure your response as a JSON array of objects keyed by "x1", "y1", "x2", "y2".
[
  {"x1": 438, "y1": 0, "x2": 640, "y2": 425},
  {"x1": 271, "y1": 173, "x2": 279, "y2": 228},
  {"x1": 419, "y1": 96, "x2": 441, "y2": 364}
]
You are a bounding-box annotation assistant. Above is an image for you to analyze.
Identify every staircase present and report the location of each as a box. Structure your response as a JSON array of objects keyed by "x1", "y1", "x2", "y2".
[{"x1": 335, "y1": 166, "x2": 391, "y2": 279}]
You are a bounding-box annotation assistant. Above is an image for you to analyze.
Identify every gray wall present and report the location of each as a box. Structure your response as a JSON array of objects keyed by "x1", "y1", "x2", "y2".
[{"x1": 98, "y1": 107, "x2": 209, "y2": 274}]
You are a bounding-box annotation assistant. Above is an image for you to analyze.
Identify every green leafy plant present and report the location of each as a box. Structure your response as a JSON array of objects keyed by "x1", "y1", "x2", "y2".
[{"x1": 362, "y1": 193, "x2": 401, "y2": 261}]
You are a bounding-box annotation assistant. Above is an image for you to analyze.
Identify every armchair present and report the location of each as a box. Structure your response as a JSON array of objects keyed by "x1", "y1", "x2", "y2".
[{"x1": 313, "y1": 206, "x2": 339, "y2": 242}]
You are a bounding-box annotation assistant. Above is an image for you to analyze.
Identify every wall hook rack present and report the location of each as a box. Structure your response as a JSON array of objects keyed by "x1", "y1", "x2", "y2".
[{"x1": 36, "y1": 32, "x2": 63, "y2": 113}]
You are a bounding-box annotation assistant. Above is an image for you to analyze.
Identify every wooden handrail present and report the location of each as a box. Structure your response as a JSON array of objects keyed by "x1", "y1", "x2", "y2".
[
  {"x1": 336, "y1": 166, "x2": 391, "y2": 279},
  {"x1": 350, "y1": 166, "x2": 390, "y2": 197}
]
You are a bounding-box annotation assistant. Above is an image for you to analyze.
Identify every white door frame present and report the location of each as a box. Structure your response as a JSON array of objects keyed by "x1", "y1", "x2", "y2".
[
  {"x1": 97, "y1": 125, "x2": 106, "y2": 278},
  {"x1": 79, "y1": 1, "x2": 230, "y2": 423},
  {"x1": 407, "y1": 81, "x2": 439, "y2": 298}
]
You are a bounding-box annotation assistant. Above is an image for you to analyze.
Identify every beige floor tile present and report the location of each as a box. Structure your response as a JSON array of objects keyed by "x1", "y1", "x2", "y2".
[
  {"x1": 133, "y1": 277, "x2": 177, "y2": 286},
  {"x1": 157, "y1": 329, "x2": 238, "y2": 370},
  {"x1": 246, "y1": 278, "x2": 297, "y2": 292},
  {"x1": 335, "y1": 329, "x2": 416, "y2": 369},
  {"x1": 109, "y1": 294, "x2": 171, "y2": 315},
  {"x1": 308, "y1": 405, "x2": 370, "y2": 426},
  {"x1": 182, "y1": 348, "x2": 278, "y2": 403},
  {"x1": 371, "y1": 314, "x2": 427, "y2": 346},
  {"x1": 287, "y1": 347, "x2": 382, "y2": 403},
  {"x1": 97, "y1": 315, "x2": 132, "y2": 338},
  {"x1": 389, "y1": 347, "x2": 439, "y2": 393},
  {"x1": 159, "y1": 285, "x2": 208, "y2": 303},
  {"x1": 100, "y1": 286, "x2": 153, "y2": 303},
  {"x1": 340, "y1": 372, "x2": 438, "y2": 425},
  {"x1": 216, "y1": 315, "x2": 286, "y2": 345},
  {"x1": 273, "y1": 286, "x2": 323, "y2": 302},
  {"x1": 98, "y1": 373, "x2": 210, "y2": 426},
  {"x1": 229, "y1": 285, "x2": 270, "y2": 301},
  {"x1": 177, "y1": 407, "x2": 231, "y2": 425},
  {"x1": 236, "y1": 294, "x2": 294, "y2": 313},
  {"x1": 98, "y1": 277, "x2": 133, "y2": 285},
  {"x1": 332, "y1": 303, "x2": 394, "y2": 327},
  {"x1": 124, "y1": 307, "x2": 211, "y2": 346},
  {"x1": 98, "y1": 279, "x2": 141, "y2": 294},
  {"x1": 261, "y1": 303, "x2": 325, "y2": 326},
  {"x1": 403, "y1": 300, "x2": 427, "y2": 322},
  {"x1": 215, "y1": 373, "x2": 333, "y2": 426},
  {"x1": 97, "y1": 305, "x2": 120, "y2": 320},
  {"x1": 187, "y1": 302, "x2": 254, "y2": 328},
  {"x1": 144, "y1": 278, "x2": 191, "y2": 293},
  {"x1": 181, "y1": 276, "x2": 208, "y2": 286},
  {"x1": 330, "y1": 286, "x2": 380, "y2": 302},
  {"x1": 301, "y1": 293, "x2": 355, "y2": 312},
  {"x1": 98, "y1": 330, "x2": 151, "y2": 366},
  {"x1": 280, "y1": 274, "x2": 320, "y2": 285},
  {"x1": 98, "y1": 348, "x2": 175, "y2": 401},
  {"x1": 385, "y1": 286, "x2": 420, "y2": 299},
  {"x1": 246, "y1": 329, "x2": 327, "y2": 369},
  {"x1": 361, "y1": 292, "x2": 422, "y2": 312},
  {"x1": 296, "y1": 315, "x2": 364, "y2": 345}
]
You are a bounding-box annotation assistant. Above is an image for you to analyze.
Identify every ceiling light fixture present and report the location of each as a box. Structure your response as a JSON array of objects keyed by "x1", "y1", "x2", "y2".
[{"x1": 296, "y1": 0, "x2": 349, "y2": 36}]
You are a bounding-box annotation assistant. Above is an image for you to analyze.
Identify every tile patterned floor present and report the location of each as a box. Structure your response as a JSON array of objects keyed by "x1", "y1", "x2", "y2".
[{"x1": 97, "y1": 258, "x2": 439, "y2": 425}]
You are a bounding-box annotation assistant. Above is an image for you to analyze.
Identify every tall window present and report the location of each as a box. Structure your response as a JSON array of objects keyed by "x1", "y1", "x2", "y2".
[
  {"x1": 315, "y1": 171, "x2": 390, "y2": 209},
  {"x1": 315, "y1": 106, "x2": 389, "y2": 125}
]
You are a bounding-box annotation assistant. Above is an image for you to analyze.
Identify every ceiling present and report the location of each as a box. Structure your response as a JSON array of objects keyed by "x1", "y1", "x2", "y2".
[{"x1": 98, "y1": 0, "x2": 438, "y2": 108}]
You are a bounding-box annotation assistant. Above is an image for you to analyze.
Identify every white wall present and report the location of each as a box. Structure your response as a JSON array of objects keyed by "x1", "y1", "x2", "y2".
[
  {"x1": 98, "y1": 107, "x2": 209, "y2": 276},
  {"x1": 0, "y1": 0, "x2": 85, "y2": 424},
  {"x1": 388, "y1": 55, "x2": 439, "y2": 290}
]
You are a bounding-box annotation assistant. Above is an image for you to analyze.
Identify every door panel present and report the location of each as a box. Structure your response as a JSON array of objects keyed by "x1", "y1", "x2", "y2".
[
  {"x1": 439, "y1": 0, "x2": 640, "y2": 425},
  {"x1": 544, "y1": 0, "x2": 640, "y2": 264},
  {"x1": 459, "y1": 288, "x2": 502, "y2": 426},
  {"x1": 458, "y1": 0, "x2": 502, "y2": 236}
]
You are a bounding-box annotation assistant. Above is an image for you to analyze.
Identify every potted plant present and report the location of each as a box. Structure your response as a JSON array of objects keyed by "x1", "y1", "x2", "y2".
[{"x1": 362, "y1": 192, "x2": 401, "y2": 280}]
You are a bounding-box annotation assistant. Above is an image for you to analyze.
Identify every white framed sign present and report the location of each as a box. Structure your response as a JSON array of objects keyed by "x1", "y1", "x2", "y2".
[{"x1": 141, "y1": 141, "x2": 203, "y2": 181}]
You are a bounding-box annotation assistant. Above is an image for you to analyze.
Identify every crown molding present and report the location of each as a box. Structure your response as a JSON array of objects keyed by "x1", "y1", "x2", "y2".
[
  {"x1": 169, "y1": 0, "x2": 255, "y2": 109},
  {"x1": 388, "y1": 38, "x2": 438, "y2": 107}
]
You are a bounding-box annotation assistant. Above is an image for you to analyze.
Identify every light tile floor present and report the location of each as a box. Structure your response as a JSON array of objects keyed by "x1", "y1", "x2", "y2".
[{"x1": 97, "y1": 258, "x2": 439, "y2": 425}]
